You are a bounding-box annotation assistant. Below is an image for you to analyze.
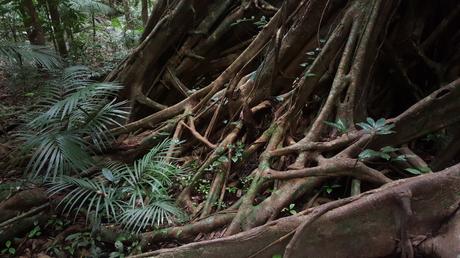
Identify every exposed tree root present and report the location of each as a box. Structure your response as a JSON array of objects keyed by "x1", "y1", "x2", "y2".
[
  {"x1": 134, "y1": 163, "x2": 460, "y2": 258},
  {"x1": 97, "y1": 0, "x2": 460, "y2": 256}
]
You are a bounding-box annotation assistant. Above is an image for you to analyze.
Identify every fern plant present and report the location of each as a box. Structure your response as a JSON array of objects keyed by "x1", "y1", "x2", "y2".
[
  {"x1": 18, "y1": 65, "x2": 128, "y2": 181},
  {"x1": 48, "y1": 139, "x2": 187, "y2": 233},
  {"x1": 0, "y1": 42, "x2": 62, "y2": 70}
]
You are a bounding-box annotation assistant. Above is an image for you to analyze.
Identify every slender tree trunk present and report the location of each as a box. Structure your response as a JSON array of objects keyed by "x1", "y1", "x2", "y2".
[
  {"x1": 123, "y1": 0, "x2": 133, "y2": 30},
  {"x1": 46, "y1": 0, "x2": 68, "y2": 56},
  {"x1": 141, "y1": 0, "x2": 149, "y2": 26}
]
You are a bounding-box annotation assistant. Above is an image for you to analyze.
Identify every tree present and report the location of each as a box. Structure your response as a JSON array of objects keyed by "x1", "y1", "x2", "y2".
[
  {"x1": 141, "y1": 0, "x2": 148, "y2": 25},
  {"x1": 0, "y1": 0, "x2": 459, "y2": 256},
  {"x1": 45, "y1": 0, "x2": 68, "y2": 56},
  {"x1": 18, "y1": 0, "x2": 46, "y2": 45},
  {"x1": 103, "y1": 0, "x2": 460, "y2": 256}
]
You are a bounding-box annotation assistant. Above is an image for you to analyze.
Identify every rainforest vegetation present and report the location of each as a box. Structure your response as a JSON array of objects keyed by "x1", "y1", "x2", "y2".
[{"x1": 1, "y1": 0, "x2": 460, "y2": 257}]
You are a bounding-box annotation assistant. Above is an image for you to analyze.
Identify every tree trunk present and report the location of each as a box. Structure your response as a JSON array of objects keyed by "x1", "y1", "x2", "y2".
[
  {"x1": 123, "y1": 0, "x2": 133, "y2": 30},
  {"x1": 141, "y1": 0, "x2": 149, "y2": 26},
  {"x1": 135, "y1": 163, "x2": 460, "y2": 258},
  {"x1": 105, "y1": 0, "x2": 460, "y2": 256},
  {"x1": 46, "y1": 0, "x2": 68, "y2": 56},
  {"x1": 19, "y1": 0, "x2": 46, "y2": 45}
]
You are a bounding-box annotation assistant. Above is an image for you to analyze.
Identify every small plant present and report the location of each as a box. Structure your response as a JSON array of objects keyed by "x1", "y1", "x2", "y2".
[
  {"x1": 197, "y1": 179, "x2": 211, "y2": 195},
  {"x1": 228, "y1": 141, "x2": 245, "y2": 163},
  {"x1": 254, "y1": 16, "x2": 268, "y2": 28},
  {"x1": 109, "y1": 235, "x2": 139, "y2": 258},
  {"x1": 63, "y1": 232, "x2": 98, "y2": 256},
  {"x1": 18, "y1": 66, "x2": 128, "y2": 181},
  {"x1": 48, "y1": 139, "x2": 187, "y2": 233},
  {"x1": 1, "y1": 241, "x2": 15, "y2": 256},
  {"x1": 0, "y1": 42, "x2": 61, "y2": 69},
  {"x1": 45, "y1": 216, "x2": 66, "y2": 231},
  {"x1": 358, "y1": 146, "x2": 404, "y2": 161},
  {"x1": 282, "y1": 203, "x2": 297, "y2": 215},
  {"x1": 323, "y1": 184, "x2": 341, "y2": 194},
  {"x1": 357, "y1": 118, "x2": 395, "y2": 135},
  {"x1": 226, "y1": 186, "x2": 238, "y2": 194},
  {"x1": 324, "y1": 119, "x2": 347, "y2": 134},
  {"x1": 241, "y1": 175, "x2": 254, "y2": 189},
  {"x1": 27, "y1": 221, "x2": 42, "y2": 238}
]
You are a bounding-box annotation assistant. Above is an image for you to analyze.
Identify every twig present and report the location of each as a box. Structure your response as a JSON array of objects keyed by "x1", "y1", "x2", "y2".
[{"x1": 0, "y1": 203, "x2": 49, "y2": 228}]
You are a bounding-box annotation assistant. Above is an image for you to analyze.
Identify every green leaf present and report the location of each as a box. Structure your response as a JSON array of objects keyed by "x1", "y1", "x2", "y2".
[
  {"x1": 375, "y1": 118, "x2": 386, "y2": 127},
  {"x1": 358, "y1": 149, "x2": 377, "y2": 160},
  {"x1": 102, "y1": 168, "x2": 115, "y2": 182},
  {"x1": 218, "y1": 155, "x2": 229, "y2": 163},
  {"x1": 114, "y1": 240, "x2": 123, "y2": 251},
  {"x1": 324, "y1": 119, "x2": 347, "y2": 133},
  {"x1": 0, "y1": 42, "x2": 62, "y2": 69},
  {"x1": 404, "y1": 168, "x2": 421, "y2": 175},
  {"x1": 393, "y1": 155, "x2": 407, "y2": 162},
  {"x1": 419, "y1": 166, "x2": 432, "y2": 173},
  {"x1": 356, "y1": 122, "x2": 374, "y2": 132},
  {"x1": 366, "y1": 117, "x2": 376, "y2": 127},
  {"x1": 111, "y1": 18, "x2": 121, "y2": 28},
  {"x1": 272, "y1": 255, "x2": 282, "y2": 258},
  {"x1": 5, "y1": 241, "x2": 11, "y2": 248},
  {"x1": 380, "y1": 146, "x2": 398, "y2": 153},
  {"x1": 304, "y1": 72, "x2": 316, "y2": 78},
  {"x1": 357, "y1": 118, "x2": 395, "y2": 135}
]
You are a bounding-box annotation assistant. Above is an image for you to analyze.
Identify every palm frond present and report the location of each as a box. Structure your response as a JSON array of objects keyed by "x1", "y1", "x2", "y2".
[
  {"x1": 48, "y1": 176, "x2": 122, "y2": 222},
  {"x1": 34, "y1": 82, "x2": 123, "y2": 123},
  {"x1": 79, "y1": 99, "x2": 129, "y2": 151},
  {"x1": 0, "y1": 42, "x2": 62, "y2": 70},
  {"x1": 21, "y1": 66, "x2": 127, "y2": 180},
  {"x1": 121, "y1": 139, "x2": 183, "y2": 207},
  {"x1": 24, "y1": 131, "x2": 93, "y2": 181},
  {"x1": 45, "y1": 139, "x2": 186, "y2": 233},
  {"x1": 120, "y1": 200, "x2": 186, "y2": 233}
]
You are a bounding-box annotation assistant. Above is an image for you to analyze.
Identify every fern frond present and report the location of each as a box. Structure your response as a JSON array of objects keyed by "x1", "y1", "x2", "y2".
[
  {"x1": 120, "y1": 200, "x2": 186, "y2": 233},
  {"x1": 121, "y1": 139, "x2": 183, "y2": 207},
  {"x1": 48, "y1": 176, "x2": 122, "y2": 222},
  {"x1": 0, "y1": 42, "x2": 62, "y2": 70},
  {"x1": 24, "y1": 131, "x2": 93, "y2": 181},
  {"x1": 35, "y1": 82, "x2": 123, "y2": 123},
  {"x1": 80, "y1": 99, "x2": 129, "y2": 151}
]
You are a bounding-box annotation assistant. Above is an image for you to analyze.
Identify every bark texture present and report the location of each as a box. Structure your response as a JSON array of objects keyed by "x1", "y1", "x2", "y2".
[{"x1": 103, "y1": 0, "x2": 460, "y2": 256}]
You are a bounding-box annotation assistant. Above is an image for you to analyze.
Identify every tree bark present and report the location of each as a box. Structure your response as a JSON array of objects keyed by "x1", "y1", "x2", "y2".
[
  {"x1": 19, "y1": 0, "x2": 46, "y2": 45},
  {"x1": 141, "y1": 0, "x2": 149, "y2": 26},
  {"x1": 134, "y1": 163, "x2": 460, "y2": 258},
  {"x1": 46, "y1": 0, "x2": 68, "y2": 56},
  {"x1": 103, "y1": 0, "x2": 460, "y2": 256}
]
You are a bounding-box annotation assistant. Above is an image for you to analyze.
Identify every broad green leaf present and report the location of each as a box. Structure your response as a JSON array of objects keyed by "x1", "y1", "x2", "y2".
[{"x1": 102, "y1": 168, "x2": 115, "y2": 182}]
